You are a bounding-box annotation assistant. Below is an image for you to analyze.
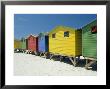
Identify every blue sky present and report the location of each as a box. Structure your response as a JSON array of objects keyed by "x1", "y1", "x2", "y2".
[{"x1": 14, "y1": 14, "x2": 96, "y2": 39}]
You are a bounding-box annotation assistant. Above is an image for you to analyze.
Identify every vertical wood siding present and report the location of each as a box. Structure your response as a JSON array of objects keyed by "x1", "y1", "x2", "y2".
[
  {"x1": 75, "y1": 30, "x2": 82, "y2": 56},
  {"x1": 45, "y1": 36, "x2": 49, "y2": 52},
  {"x1": 27, "y1": 35, "x2": 38, "y2": 52},
  {"x1": 21, "y1": 38, "x2": 27, "y2": 50},
  {"x1": 38, "y1": 36, "x2": 45, "y2": 52},
  {"x1": 38, "y1": 35, "x2": 49, "y2": 52}
]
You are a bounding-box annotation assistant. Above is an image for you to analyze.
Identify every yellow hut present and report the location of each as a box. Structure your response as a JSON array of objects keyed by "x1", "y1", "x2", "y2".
[
  {"x1": 14, "y1": 39, "x2": 21, "y2": 49},
  {"x1": 49, "y1": 26, "x2": 82, "y2": 57}
]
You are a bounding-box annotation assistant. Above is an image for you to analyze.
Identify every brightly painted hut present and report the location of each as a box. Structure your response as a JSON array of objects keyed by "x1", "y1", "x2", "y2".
[
  {"x1": 82, "y1": 20, "x2": 97, "y2": 69},
  {"x1": 21, "y1": 37, "x2": 27, "y2": 50},
  {"x1": 27, "y1": 34, "x2": 38, "y2": 52},
  {"x1": 49, "y1": 26, "x2": 82, "y2": 56},
  {"x1": 38, "y1": 32, "x2": 49, "y2": 54},
  {"x1": 49, "y1": 26, "x2": 82, "y2": 57},
  {"x1": 82, "y1": 20, "x2": 97, "y2": 59},
  {"x1": 14, "y1": 39, "x2": 21, "y2": 49}
]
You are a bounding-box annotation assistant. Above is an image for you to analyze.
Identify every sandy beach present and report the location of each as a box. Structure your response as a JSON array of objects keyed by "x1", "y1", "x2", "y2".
[{"x1": 14, "y1": 53, "x2": 97, "y2": 76}]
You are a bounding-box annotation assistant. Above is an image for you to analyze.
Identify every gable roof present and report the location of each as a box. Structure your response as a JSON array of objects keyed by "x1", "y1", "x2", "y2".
[
  {"x1": 38, "y1": 32, "x2": 49, "y2": 37},
  {"x1": 81, "y1": 19, "x2": 97, "y2": 29},
  {"x1": 49, "y1": 25, "x2": 77, "y2": 35},
  {"x1": 26, "y1": 34, "x2": 38, "y2": 39}
]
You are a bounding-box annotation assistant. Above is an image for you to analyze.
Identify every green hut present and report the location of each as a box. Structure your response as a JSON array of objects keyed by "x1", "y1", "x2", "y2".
[
  {"x1": 82, "y1": 20, "x2": 97, "y2": 60},
  {"x1": 21, "y1": 37, "x2": 27, "y2": 50}
]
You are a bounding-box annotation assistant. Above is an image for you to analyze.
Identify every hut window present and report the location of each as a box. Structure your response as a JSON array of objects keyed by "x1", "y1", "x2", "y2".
[
  {"x1": 91, "y1": 26, "x2": 97, "y2": 34},
  {"x1": 64, "y1": 31, "x2": 69, "y2": 37},
  {"x1": 52, "y1": 33, "x2": 56, "y2": 38}
]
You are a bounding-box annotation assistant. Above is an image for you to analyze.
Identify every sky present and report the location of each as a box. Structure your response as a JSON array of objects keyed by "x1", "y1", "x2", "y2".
[{"x1": 14, "y1": 14, "x2": 96, "y2": 39}]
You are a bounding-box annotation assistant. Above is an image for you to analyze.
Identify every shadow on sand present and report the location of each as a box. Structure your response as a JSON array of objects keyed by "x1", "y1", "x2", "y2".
[{"x1": 50, "y1": 56, "x2": 97, "y2": 71}]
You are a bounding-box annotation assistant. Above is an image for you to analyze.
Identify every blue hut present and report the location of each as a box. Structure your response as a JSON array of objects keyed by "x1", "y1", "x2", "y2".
[{"x1": 38, "y1": 32, "x2": 49, "y2": 57}]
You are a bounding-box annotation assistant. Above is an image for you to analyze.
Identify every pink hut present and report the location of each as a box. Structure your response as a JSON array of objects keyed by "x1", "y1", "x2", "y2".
[{"x1": 27, "y1": 34, "x2": 38, "y2": 52}]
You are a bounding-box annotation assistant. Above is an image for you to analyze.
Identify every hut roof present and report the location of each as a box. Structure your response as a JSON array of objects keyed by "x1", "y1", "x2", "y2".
[
  {"x1": 26, "y1": 34, "x2": 38, "y2": 39},
  {"x1": 38, "y1": 32, "x2": 49, "y2": 37},
  {"x1": 81, "y1": 19, "x2": 97, "y2": 29},
  {"x1": 49, "y1": 25, "x2": 77, "y2": 34}
]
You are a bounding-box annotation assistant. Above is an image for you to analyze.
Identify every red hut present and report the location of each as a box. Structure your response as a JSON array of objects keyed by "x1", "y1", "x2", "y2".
[{"x1": 27, "y1": 34, "x2": 38, "y2": 53}]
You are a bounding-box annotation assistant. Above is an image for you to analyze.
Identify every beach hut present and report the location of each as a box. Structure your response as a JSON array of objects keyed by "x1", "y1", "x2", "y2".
[
  {"x1": 27, "y1": 34, "x2": 38, "y2": 54},
  {"x1": 49, "y1": 26, "x2": 82, "y2": 66},
  {"x1": 14, "y1": 39, "x2": 22, "y2": 52},
  {"x1": 20, "y1": 37, "x2": 28, "y2": 52},
  {"x1": 38, "y1": 32, "x2": 49, "y2": 57},
  {"x1": 14, "y1": 39, "x2": 21, "y2": 49},
  {"x1": 82, "y1": 20, "x2": 97, "y2": 69}
]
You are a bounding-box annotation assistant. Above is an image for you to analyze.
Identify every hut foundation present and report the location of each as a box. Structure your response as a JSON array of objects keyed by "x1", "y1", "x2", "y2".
[{"x1": 85, "y1": 57, "x2": 97, "y2": 69}]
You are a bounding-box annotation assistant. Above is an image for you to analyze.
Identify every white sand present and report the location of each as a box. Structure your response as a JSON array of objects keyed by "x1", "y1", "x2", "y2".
[{"x1": 14, "y1": 53, "x2": 97, "y2": 76}]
